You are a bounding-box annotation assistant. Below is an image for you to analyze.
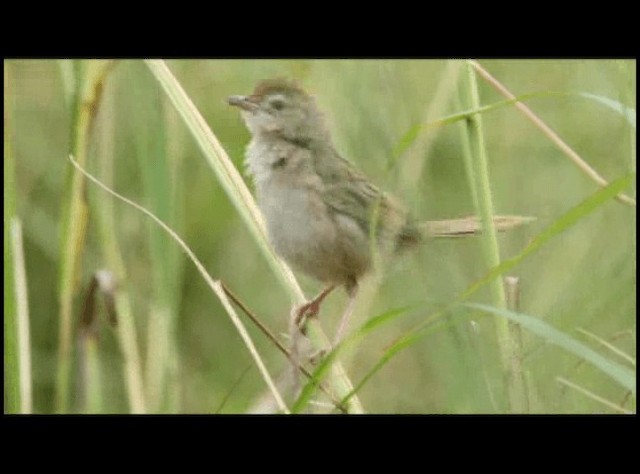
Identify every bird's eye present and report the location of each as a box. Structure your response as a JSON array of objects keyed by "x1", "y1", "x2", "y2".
[{"x1": 270, "y1": 99, "x2": 286, "y2": 111}]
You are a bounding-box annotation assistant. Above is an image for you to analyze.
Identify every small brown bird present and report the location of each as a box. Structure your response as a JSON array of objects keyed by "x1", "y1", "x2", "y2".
[{"x1": 229, "y1": 78, "x2": 529, "y2": 344}]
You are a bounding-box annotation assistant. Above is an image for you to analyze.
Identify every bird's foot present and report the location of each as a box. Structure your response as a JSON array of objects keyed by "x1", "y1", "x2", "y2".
[
  {"x1": 293, "y1": 285, "x2": 336, "y2": 334},
  {"x1": 294, "y1": 300, "x2": 321, "y2": 333}
]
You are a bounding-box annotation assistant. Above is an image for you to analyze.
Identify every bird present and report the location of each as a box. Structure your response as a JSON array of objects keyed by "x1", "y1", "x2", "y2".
[{"x1": 228, "y1": 78, "x2": 530, "y2": 346}]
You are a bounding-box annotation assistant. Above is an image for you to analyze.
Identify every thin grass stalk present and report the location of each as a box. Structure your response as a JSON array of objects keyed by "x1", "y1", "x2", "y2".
[
  {"x1": 77, "y1": 272, "x2": 109, "y2": 414},
  {"x1": 56, "y1": 59, "x2": 89, "y2": 413},
  {"x1": 93, "y1": 79, "x2": 147, "y2": 414},
  {"x1": 83, "y1": 338, "x2": 102, "y2": 413},
  {"x1": 11, "y1": 219, "x2": 32, "y2": 414},
  {"x1": 58, "y1": 60, "x2": 76, "y2": 109},
  {"x1": 144, "y1": 60, "x2": 302, "y2": 302},
  {"x1": 462, "y1": 60, "x2": 522, "y2": 412},
  {"x1": 144, "y1": 60, "x2": 364, "y2": 414},
  {"x1": 212, "y1": 282, "x2": 289, "y2": 413},
  {"x1": 163, "y1": 83, "x2": 187, "y2": 412},
  {"x1": 575, "y1": 328, "x2": 635, "y2": 366},
  {"x1": 293, "y1": 306, "x2": 417, "y2": 413},
  {"x1": 220, "y1": 282, "x2": 348, "y2": 413},
  {"x1": 145, "y1": 306, "x2": 170, "y2": 411},
  {"x1": 467, "y1": 320, "x2": 499, "y2": 412},
  {"x1": 112, "y1": 297, "x2": 146, "y2": 413},
  {"x1": 631, "y1": 113, "x2": 636, "y2": 288},
  {"x1": 4, "y1": 61, "x2": 20, "y2": 413},
  {"x1": 338, "y1": 159, "x2": 633, "y2": 410},
  {"x1": 129, "y1": 65, "x2": 179, "y2": 413},
  {"x1": 468, "y1": 60, "x2": 635, "y2": 207},
  {"x1": 399, "y1": 60, "x2": 463, "y2": 193},
  {"x1": 623, "y1": 61, "x2": 637, "y2": 296},
  {"x1": 69, "y1": 155, "x2": 291, "y2": 413},
  {"x1": 455, "y1": 93, "x2": 480, "y2": 209},
  {"x1": 556, "y1": 377, "x2": 632, "y2": 414},
  {"x1": 504, "y1": 276, "x2": 529, "y2": 413},
  {"x1": 393, "y1": 89, "x2": 635, "y2": 166},
  {"x1": 469, "y1": 303, "x2": 635, "y2": 394},
  {"x1": 56, "y1": 60, "x2": 120, "y2": 412}
]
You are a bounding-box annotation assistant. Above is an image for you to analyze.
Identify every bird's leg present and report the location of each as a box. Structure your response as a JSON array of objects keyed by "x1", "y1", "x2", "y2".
[
  {"x1": 288, "y1": 305, "x2": 302, "y2": 398},
  {"x1": 288, "y1": 284, "x2": 336, "y2": 398},
  {"x1": 294, "y1": 285, "x2": 337, "y2": 331},
  {"x1": 332, "y1": 283, "x2": 358, "y2": 347}
]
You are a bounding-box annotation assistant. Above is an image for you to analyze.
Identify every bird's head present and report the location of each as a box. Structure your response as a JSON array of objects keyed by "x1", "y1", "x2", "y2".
[{"x1": 228, "y1": 78, "x2": 327, "y2": 145}]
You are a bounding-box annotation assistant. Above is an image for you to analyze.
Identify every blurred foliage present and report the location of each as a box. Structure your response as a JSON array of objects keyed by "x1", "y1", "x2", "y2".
[{"x1": 5, "y1": 59, "x2": 635, "y2": 413}]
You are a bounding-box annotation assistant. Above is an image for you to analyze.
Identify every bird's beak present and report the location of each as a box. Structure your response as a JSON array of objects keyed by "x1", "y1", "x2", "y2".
[{"x1": 227, "y1": 95, "x2": 259, "y2": 112}]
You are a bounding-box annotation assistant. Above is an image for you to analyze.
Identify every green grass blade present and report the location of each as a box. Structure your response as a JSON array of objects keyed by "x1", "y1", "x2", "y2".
[
  {"x1": 127, "y1": 63, "x2": 180, "y2": 413},
  {"x1": 393, "y1": 90, "x2": 637, "y2": 167},
  {"x1": 144, "y1": 60, "x2": 364, "y2": 414},
  {"x1": 292, "y1": 305, "x2": 415, "y2": 413},
  {"x1": 56, "y1": 60, "x2": 117, "y2": 413},
  {"x1": 212, "y1": 281, "x2": 289, "y2": 414},
  {"x1": 56, "y1": 60, "x2": 76, "y2": 110},
  {"x1": 340, "y1": 173, "x2": 634, "y2": 405},
  {"x1": 392, "y1": 91, "x2": 566, "y2": 163},
  {"x1": 469, "y1": 61, "x2": 635, "y2": 207},
  {"x1": 577, "y1": 92, "x2": 636, "y2": 128},
  {"x1": 56, "y1": 59, "x2": 86, "y2": 413},
  {"x1": 359, "y1": 305, "x2": 416, "y2": 333},
  {"x1": 70, "y1": 153, "x2": 290, "y2": 414},
  {"x1": 576, "y1": 328, "x2": 636, "y2": 367},
  {"x1": 93, "y1": 82, "x2": 147, "y2": 414},
  {"x1": 556, "y1": 377, "x2": 633, "y2": 414},
  {"x1": 143, "y1": 60, "x2": 305, "y2": 304},
  {"x1": 11, "y1": 219, "x2": 33, "y2": 413},
  {"x1": 11, "y1": 60, "x2": 635, "y2": 415},
  {"x1": 339, "y1": 317, "x2": 452, "y2": 408},
  {"x1": 462, "y1": 61, "x2": 516, "y2": 412},
  {"x1": 83, "y1": 339, "x2": 103, "y2": 413},
  {"x1": 467, "y1": 303, "x2": 635, "y2": 394},
  {"x1": 398, "y1": 60, "x2": 463, "y2": 191},
  {"x1": 460, "y1": 173, "x2": 634, "y2": 300},
  {"x1": 4, "y1": 62, "x2": 19, "y2": 413}
]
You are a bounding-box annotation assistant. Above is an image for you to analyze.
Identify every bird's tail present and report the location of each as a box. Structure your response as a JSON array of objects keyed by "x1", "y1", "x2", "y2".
[{"x1": 420, "y1": 215, "x2": 536, "y2": 238}]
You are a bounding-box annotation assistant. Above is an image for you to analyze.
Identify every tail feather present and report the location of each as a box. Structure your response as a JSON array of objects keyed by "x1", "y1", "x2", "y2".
[{"x1": 421, "y1": 215, "x2": 536, "y2": 238}]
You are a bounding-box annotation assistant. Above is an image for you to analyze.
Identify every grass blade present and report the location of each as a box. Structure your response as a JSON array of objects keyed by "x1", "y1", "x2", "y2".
[
  {"x1": 292, "y1": 305, "x2": 414, "y2": 413},
  {"x1": 577, "y1": 92, "x2": 636, "y2": 128},
  {"x1": 461, "y1": 60, "x2": 517, "y2": 412},
  {"x1": 11, "y1": 219, "x2": 33, "y2": 414},
  {"x1": 212, "y1": 282, "x2": 289, "y2": 414},
  {"x1": 556, "y1": 377, "x2": 633, "y2": 414},
  {"x1": 4, "y1": 61, "x2": 20, "y2": 413},
  {"x1": 393, "y1": 89, "x2": 636, "y2": 164},
  {"x1": 92, "y1": 70, "x2": 147, "y2": 413},
  {"x1": 463, "y1": 305, "x2": 636, "y2": 393},
  {"x1": 144, "y1": 60, "x2": 303, "y2": 303},
  {"x1": 77, "y1": 271, "x2": 116, "y2": 414},
  {"x1": 398, "y1": 60, "x2": 462, "y2": 189},
  {"x1": 69, "y1": 154, "x2": 290, "y2": 414},
  {"x1": 576, "y1": 328, "x2": 636, "y2": 367},
  {"x1": 127, "y1": 63, "x2": 181, "y2": 413},
  {"x1": 393, "y1": 91, "x2": 566, "y2": 162},
  {"x1": 460, "y1": 173, "x2": 633, "y2": 300},
  {"x1": 469, "y1": 60, "x2": 635, "y2": 207},
  {"x1": 144, "y1": 60, "x2": 364, "y2": 413},
  {"x1": 340, "y1": 173, "x2": 634, "y2": 406},
  {"x1": 56, "y1": 60, "x2": 116, "y2": 413}
]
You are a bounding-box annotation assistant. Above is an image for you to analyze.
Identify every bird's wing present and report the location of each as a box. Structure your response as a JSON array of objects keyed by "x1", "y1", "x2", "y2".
[{"x1": 314, "y1": 148, "x2": 403, "y2": 239}]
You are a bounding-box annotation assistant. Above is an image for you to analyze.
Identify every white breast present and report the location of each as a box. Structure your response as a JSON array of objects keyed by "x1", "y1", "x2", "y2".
[{"x1": 244, "y1": 136, "x2": 371, "y2": 285}]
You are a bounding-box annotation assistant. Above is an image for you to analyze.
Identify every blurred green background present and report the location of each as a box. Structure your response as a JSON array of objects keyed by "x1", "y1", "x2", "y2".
[{"x1": 4, "y1": 59, "x2": 636, "y2": 414}]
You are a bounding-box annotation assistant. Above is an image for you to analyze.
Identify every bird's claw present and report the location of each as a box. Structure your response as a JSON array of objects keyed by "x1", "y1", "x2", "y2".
[{"x1": 294, "y1": 300, "x2": 321, "y2": 335}]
